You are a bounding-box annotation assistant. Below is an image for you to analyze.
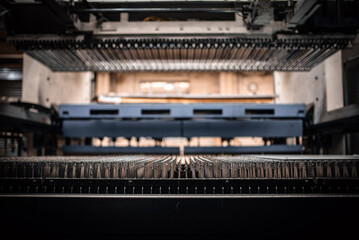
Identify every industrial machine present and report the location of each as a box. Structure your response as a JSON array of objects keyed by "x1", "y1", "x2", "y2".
[
  {"x1": 60, "y1": 103, "x2": 306, "y2": 154},
  {"x1": 1, "y1": 0, "x2": 359, "y2": 239}
]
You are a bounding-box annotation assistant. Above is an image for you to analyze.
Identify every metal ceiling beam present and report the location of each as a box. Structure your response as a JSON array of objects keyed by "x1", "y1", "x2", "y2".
[{"x1": 70, "y1": 7, "x2": 240, "y2": 13}]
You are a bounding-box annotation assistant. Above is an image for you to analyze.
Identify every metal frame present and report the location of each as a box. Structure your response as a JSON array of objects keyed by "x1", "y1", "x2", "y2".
[
  {"x1": 4, "y1": 0, "x2": 359, "y2": 72},
  {"x1": 184, "y1": 145, "x2": 302, "y2": 154},
  {"x1": 62, "y1": 119, "x2": 302, "y2": 138},
  {"x1": 15, "y1": 36, "x2": 350, "y2": 72},
  {"x1": 0, "y1": 102, "x2": 53, "y2": 132},
  {"x1": 59, "y1": 103, "x2": 306, "y2": 119},
  {"x1": 79, "y1": 19, "x2": 282, "y2": 35},
  {"x1": 305, "y1": 104, "x2": 359, "y2": 154},
  {"x1": 0, "y1": 102, "x2": 58, "y2": 156},
  {"x1": 60, "y1": 103, "x2": 305, "y2": 154},
  {"x1": 61, "y1": 145, "x2": 303, "y2": 154},
  {"x1": 1, "y1": 178, "x2": 359, "y2": 195}
]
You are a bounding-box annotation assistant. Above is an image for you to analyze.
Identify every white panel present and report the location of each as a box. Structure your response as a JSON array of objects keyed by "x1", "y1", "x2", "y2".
[
  {"x1": 324, "y1": 51, "x2": 343, "y2": 112},
  {"x1": 22, "y1": 54, "x2": 93, "y2": 107},
  {"x1": 274, "y1": 51, "x2": 345, "y2": 124},
  {"x1": 274, "y1": 62, "x2": 326, "y2": 124}
]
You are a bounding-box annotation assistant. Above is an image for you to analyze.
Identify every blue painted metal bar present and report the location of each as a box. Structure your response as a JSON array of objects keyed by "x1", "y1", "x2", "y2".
[
  {"x1": 61, "y1": 145, "x2": 302, "y2": 154},
  {"x1": 62, "y1": 120, "x2": 181, "y2": 138},
  {"x1": 59, "y1": 103, "x2": 306, "y2": 119},
  {"x1": 59, "y1": 103, "x2": 304, "y2": 153},
  {"x1": 183, "y1": 119, "x2": 302, "y2": 137},
  {"x1": 62, "y1": 119, "x2": 302, "y2": 138}
]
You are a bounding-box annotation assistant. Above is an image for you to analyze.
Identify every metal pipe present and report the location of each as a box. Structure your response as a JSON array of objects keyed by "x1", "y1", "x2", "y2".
[{"x1": 70, "y1": 8, "x2": 239, "y2": 13}]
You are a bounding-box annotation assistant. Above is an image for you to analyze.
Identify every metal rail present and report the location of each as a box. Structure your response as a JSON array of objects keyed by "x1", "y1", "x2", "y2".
[
  {"x1": 13, "y1": 37, "x2": 350, "y2": 71},
  {"x1": 70, "y1": 8, "x2": 240, "y2": 13}
]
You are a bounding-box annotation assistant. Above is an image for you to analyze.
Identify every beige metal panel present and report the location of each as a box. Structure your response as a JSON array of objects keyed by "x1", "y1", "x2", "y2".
[
  {"x1": 219, "y1": 72, "x2": 237, "y2": 95},
  {"x1": 237, "y1": 72, "x2": 274, "y2": 95},
  {"x1": 96, "y1": 72, "x2": 111, "y2": 96},
  {"x1": 324, "y1": 51, "x2": 343, "y2": 112},
  {"x1": 115, "y1": 73, "x2": 137, "y2": 94},
  {"x1": 22, "y1": 54, "x2": 93, "y2": 107},
  {"x1": 189, "y1": 72, "x2": 219, "y2": 95},
  {"x1": 114, "y1": 72, "x2": 220, "y2": 95},
  {"x1": 274, "y1": 63, "x2": 326, "y2": 124},
  {"x1": 97, "y1": 95, "x2": 274, "y2": 104},
  {"x1": 93, "y1": 20, "x2": 282, "y2": 35},
  {"x1": 112, "y1": 71, "x2": 274, "y2": 97},
  {"x1": 274, "y1": 51, "x2": 344, "y2": 124}
]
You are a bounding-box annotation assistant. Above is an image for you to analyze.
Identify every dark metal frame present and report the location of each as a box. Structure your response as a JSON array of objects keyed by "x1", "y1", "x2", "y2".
[
  {"x1": 0, "y1": 102, "x2": 58, "y2": 156},
  {"x1": 305, "y1": 104, "x2": 359, "y2": 154},
  {"x1": 62, "y1": 119, "x2": 302, "y2": 138},
  {"x1": 1, "y1": 178, "x2": 359, "y2": 195},
  {"x1": 60, "y1": 103, "x2": 305, "y2": 154}
]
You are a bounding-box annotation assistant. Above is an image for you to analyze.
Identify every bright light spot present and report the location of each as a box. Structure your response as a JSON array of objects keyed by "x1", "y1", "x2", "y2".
[{"x1": 164, "y1": 83, "x2": 174, "y2": 91}]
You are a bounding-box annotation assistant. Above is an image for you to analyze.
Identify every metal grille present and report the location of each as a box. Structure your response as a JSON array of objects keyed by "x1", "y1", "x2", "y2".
[
  {"x1": 13, "y1": 37, "x2": 350, "y2": 72},
  {"x1": 1, "y1": 155, "x2": 358, "y2": 195},
  {"x1": 1, "y1": 155, "x2": 357, "y2": 179}
]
